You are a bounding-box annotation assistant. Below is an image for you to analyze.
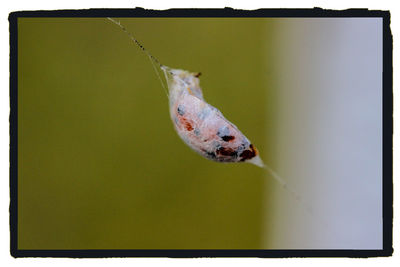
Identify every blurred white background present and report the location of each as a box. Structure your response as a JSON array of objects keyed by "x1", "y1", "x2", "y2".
[{"x1": 264, "y1": 18, "x2": 382, "y2": 249}]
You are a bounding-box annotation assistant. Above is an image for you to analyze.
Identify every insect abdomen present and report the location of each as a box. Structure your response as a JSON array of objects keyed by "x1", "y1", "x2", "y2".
[{"x1": 171, "y1": 93, "x2": 260, "y2": 164}]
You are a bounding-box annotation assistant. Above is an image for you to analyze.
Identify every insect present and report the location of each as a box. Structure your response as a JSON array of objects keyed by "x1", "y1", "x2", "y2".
[
  {"x1": 107, "y1": 18, "x2": 264, "y2": 167},
  {"x1": 163, "y1": 66, "x2": 264, "y2": 167}
]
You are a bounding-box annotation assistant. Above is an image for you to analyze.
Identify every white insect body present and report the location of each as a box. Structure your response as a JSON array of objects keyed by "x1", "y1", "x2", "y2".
[{"x1": 163, "y1": 66, "x2": 264, "y2": 167}]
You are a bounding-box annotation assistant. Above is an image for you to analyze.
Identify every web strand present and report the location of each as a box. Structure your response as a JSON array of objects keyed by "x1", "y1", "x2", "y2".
[
  {"x1": 263, "y1": 164, "x2": 314, "y2": 215},
  {"x1": 263, "y1": 163, "x2": 341, "y2": 240},
  {"x1": 107, "y1": 17, "x2": 169, "y2": 96},
  {"x1": 107, "y1": 17, "x2": 163, "y2": 68}
]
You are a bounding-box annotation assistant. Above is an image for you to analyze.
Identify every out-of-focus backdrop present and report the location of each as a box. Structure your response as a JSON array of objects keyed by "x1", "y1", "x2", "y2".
[
  {"x1": 18, "y1": 17, "x2": 382, "y2": 249},
  {"x1": 267, "y1": 18, "x2": 382, "y2": 249}
]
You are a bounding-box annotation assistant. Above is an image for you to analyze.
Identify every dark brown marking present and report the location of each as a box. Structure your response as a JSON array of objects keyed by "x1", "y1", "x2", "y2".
[
  {"x1": 194, "y1": 72, "x2": 201, "y2": 78},
  {"x1": 239, "y1": 144, "x2": 257, "y2": 161},
  {"x1": 221, "y1": 135, "x2": 235, "y2": 142},
  {"x1": 184, "y1": 122, "x2": 193, "y2": 131},
  {"x1": 250, "y1": 144, "x2": 258, "y2": 155},
  {"x1": 216, "y1": 146, "x2": 237, "y2": 157}
]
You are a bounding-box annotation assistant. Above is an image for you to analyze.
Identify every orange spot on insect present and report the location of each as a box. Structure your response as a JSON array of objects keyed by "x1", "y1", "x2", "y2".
[
  {"x1": 180, "y1": 117, "x2": 193, "y2": 131},
  {"x1": 252, "y1": 144, "x2": 259, "y2": 156},
  {"x1": 185, "y1": 122, "x2": 193, "y2": 131}
]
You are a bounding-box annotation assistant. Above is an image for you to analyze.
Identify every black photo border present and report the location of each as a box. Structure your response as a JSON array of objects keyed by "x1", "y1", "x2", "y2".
[{"x1": 9, "y1": 7, "x2": 393, "y2": 258}]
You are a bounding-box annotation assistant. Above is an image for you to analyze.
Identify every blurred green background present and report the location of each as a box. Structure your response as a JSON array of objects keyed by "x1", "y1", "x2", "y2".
[{"x1": 18, "y1": 18, "x2": 277, "y2": 249}]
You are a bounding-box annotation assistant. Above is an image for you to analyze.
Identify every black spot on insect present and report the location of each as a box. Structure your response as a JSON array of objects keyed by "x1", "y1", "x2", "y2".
[
  {"x1": 206, "y1": 151, "x2": 216, "y2": 159},
  {"x1": 217, "y1": 126, "x2": 230, "y2": 138},
  {"x1": 239, "y1": 144, "x2": 257, "y2": 161},
  {"x1": 221, "y1": 135, "x2": 235, "y2": 142},
  {"x1": 177, "y1": 105, "x2": 185, "y2": 115}
]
